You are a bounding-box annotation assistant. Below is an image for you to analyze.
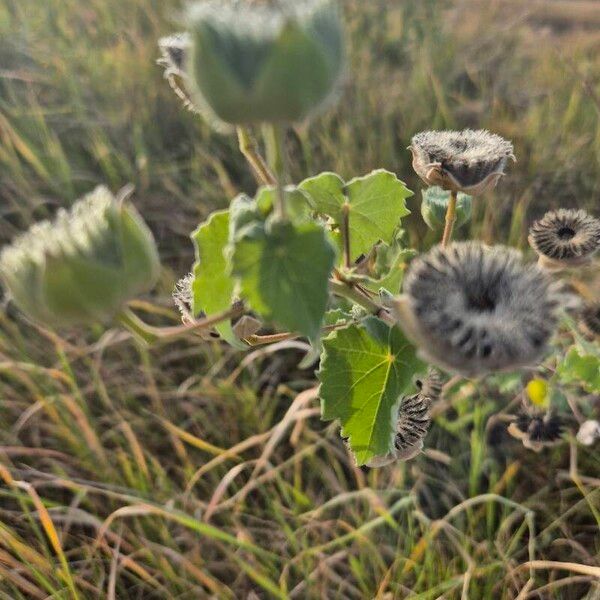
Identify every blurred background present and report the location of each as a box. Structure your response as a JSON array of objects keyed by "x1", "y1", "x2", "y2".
[{"x1": 0, "y1": 1, "x2": 599, "y2": 598}]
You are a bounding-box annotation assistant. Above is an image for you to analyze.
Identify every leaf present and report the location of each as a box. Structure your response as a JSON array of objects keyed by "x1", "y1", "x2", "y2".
[
  {"x1": 298, "y1": 171, "x2": 345, "y2": 217},
  {"x1": 191, "y1": 210, "x2": 245, "y2": 348},
  {"x1": 231, "y1": 219, "x2": 337, "y2": 339},
  {"x1": 558, "y1": 347, "x2": 600, "y2": 393},
  {"x1": 345, "y1": 170, "x2": 412, "y2": 258},
  {"x1": 255, "y1": 185, "x2": 313, "y2": 222},
  {"x1": 363, "y1": 243, "x2": 416, "y2": 295},
  {"x1": 318, "y1": 317, "x2": 427, "y2": 465},
  {"x1": 300, "y1": 170, "x2": 412, "y2": 259},
  {"x1": 229, "y1": 194, "x2": 263, "y2": 243},
  {"x1": 323, "y1": 308, "x2": 352, "y2": 327}
]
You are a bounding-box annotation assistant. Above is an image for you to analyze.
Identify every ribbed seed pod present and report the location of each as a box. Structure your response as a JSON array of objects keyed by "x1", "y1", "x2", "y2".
[
  {"x1": 409, "y1": 129, "x2": 515, "y2": 196},
  {"x1": 415, "y1": 367, "x2": 444, "y2": 402},
  {"x1": 0, "y1": 187, "x2": 160, "y2": 327},
  {"x1": 393, "y1": 391, "x2": 431, "y2": 460},
  {"x1": 528, "y1": 208, "x2": 600, "y2": 270},
  {"x1": 508, "y1": 412, "x2": 563, "y2": 452},
  {"x1": 364, "y1": 370, "x2": 440, "y2": 468},
  {"x1": 394, "y1": 242, "x2": 561, "y2": 377},
  {"x1": 157, "y1": 33, "x2": 199, "y2": 114}
]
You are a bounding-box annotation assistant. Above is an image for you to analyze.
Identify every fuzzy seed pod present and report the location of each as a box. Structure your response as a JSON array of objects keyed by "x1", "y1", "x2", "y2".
[
  {"x1": 409, "y1": 130, "x2": 515, "y2": 196},
  {"x1": 183, "y1": 0, "x2": 345, "y2": 128},
  {"x1": 414, "y1": 367, "x2": 444, "y2": 403},
  {"x1": 580, "y1": 303, "x2": 600, "y2": 338},
  {"x1": 508, "y1": 412, "x2": 563, "y2": 452},
  {"x1": 394, "y1": 242, "x2": 561, "y2": 378},
  {"x1": 392, "y1": 390, "x2": 431, "y2": 460},
  {"x1": 158, "y1": 33, "x2": 200, "y2": 114},
  {"x1": 173, "y1": 273, "x2": 224, "y2": 340},
  {"x1": 528, "y1": 209, "x2": 600, "y2": 270},
  {"x1": 576, "y1": 420, "x2": 600, "y2": 446},
  {"x1": 0, "y1": 187, "x2": 160, "y2": 327},
  {"x1": 364, "y1": 370, "x2": 439, "y2": 468},
  {"x1": 173, "y1": 272, "x2": 195, "y2": 325}
]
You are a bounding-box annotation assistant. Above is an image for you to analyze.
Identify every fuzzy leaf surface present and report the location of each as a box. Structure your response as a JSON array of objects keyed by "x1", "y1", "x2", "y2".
[
  {"x1": 300, "y1": 170, "x2": 412, "y2": 259},
  {"x1": 319, "y1": 317, "x2": 426, "y2": 465},
  {"x1": 191, "y1": 210, "x2": 243, "y2": 347},
  {"x1": 558, "y1": 347, "x2": 600, "y2": 394},
  {"x1": 231, "y1": 220, "x2": 336, "y2": 339}
]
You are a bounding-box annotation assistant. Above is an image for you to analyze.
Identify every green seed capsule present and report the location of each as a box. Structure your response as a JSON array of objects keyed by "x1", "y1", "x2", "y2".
[
  {"x1": 185, "y1": 0, "x2": 345, "y2": 127},
  {"x1": 421, "y1": 186, "x2": 472, "y2": 231},
  {"x1": 0, "y1": 187, "x2": 160, "y2": 327}
]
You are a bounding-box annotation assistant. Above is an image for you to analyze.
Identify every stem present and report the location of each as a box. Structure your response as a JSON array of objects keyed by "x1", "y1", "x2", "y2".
[
  {"x1": 329, "y1": 279, "x2": 395, "y2": 326},
  {"x1": 441, "y1": 190, "x2": 458, "y2": 247},
  {"x1": 341, "y1": 202, "x2": 351, "y2": 269},
  {"x1": 236, "y1": 126, "x2": 276, "y2": 186},
  {"x1": 265, "y1": 123, "x2": 288, "y2": 220},
  {"x1": 245, "y1": 321, "x2": 354, "y2": 347},
  {"x1": 117, "y1": 303, "x2": 245, "y2": 345}
]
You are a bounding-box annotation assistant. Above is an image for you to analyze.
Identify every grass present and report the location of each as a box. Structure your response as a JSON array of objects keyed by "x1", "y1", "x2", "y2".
[{"x1": 0, "y1": 0, "x2": 599, "y2": 598}]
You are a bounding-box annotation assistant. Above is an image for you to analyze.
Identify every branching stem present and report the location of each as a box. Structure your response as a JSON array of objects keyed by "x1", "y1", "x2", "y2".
[
  {"x1": 236, "y1": 126, "x2": 276, "y2": 186},
  {"x1": 117, "y1": 303, "x2": 245, "y2": 345},
  {"x1": 265, "y1": 123, "x2": 288, "y2": 220},
  {"x1": 329, "y1": 279, "x2": 395, "y2": 325}
]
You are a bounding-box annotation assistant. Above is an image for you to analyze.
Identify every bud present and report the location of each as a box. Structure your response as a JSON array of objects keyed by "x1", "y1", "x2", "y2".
[
  {"x1": 421, "y1": 186, "x2": 472, "y2": 231},
  {"x1": 185, "y1": 0, "x2": 345, "y2": 127},
  {"x1": 0, "y1": 187, "x2": 160, "y2": 327}
]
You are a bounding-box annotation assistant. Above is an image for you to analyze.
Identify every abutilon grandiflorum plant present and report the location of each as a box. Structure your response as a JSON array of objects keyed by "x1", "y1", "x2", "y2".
[{"x1": 0, "y1": 0, "x2": 598, "y2": 467}]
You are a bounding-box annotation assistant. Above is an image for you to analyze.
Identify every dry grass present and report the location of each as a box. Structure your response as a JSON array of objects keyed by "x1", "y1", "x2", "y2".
[{"x1": 0, "y1": 0, "x2": 599, "y2": 598}]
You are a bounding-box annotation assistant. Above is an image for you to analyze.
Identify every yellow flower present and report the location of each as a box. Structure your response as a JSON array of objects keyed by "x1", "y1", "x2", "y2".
[{"x1": 526, "y1": 378, "x2": 549, "y2": 408}]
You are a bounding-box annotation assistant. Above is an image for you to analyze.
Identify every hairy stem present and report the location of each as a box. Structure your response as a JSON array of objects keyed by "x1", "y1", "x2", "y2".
[
  {"x1": 265, "y1": 123, "x2": 288, "y2": 220},
  {"x1": 341, "y1": 202, "x2": 351, "y2": 268},
  {"x1": 117, "y1": 303, "x2": 245, "y2": 345},
  {"x1": 442, "y1": 190, "x2": 458, "y2": 247},
  {"x1": 245, "y1": 320, "x2": 354, "y2": 347},
  {"x1": 236, "y1": 126, "x2": 276, "y2": 186}
]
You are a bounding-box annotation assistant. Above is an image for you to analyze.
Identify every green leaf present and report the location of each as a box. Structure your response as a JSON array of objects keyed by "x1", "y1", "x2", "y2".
[
  {"x1": 558, "y1": 347, "x2": 600, "y2": 393},
  {"x1": 318, "y1": 317, "x2": 427, "y2": 465},
  {"x1": 345, "y1": 170, "x2": 412, "y2": 257},
  {"x1": 231, "y1": 219, "x2": 337, "y2": 339},
  {"x1": 362, "y1": 243, "x2": 416, "y2": 295},
  {"x1": 300, "y1": 170, "x2": 412, "y2": 259},
  {"x1": 298, "y1": 171, "x2": 345, "y2": 217},
  {"x1": 191, "y1": 210, "x2": 244, "y2": 348},
  {"x1": 323, "y1": 308, "x2": 352, "y2": 327},
  {"x1": 255, "y1": 185, "x2": 313, "y2": 222},
  {"x1": 229, "y1": 194, "x2": 263, "y2": 243}
]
